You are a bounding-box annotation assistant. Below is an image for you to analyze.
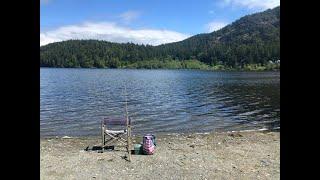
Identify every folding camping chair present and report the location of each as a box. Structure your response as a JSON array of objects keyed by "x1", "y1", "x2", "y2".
[{"x1": 101, "y1": 116, "x2": 132, "y2": 161}]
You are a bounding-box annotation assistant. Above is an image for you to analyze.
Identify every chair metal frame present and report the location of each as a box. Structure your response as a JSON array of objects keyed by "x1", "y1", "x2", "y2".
[{"x1": 101, "y1": 116, "x2": 132, "y2": 161}]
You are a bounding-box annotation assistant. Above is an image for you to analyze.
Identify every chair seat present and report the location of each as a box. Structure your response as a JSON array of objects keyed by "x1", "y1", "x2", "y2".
[{"x1": 105, "y1": 129, "x2": 126, "y2": 134}]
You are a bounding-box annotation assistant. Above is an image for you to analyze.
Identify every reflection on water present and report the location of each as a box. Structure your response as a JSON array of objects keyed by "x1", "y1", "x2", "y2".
[{"x1": 40, "y1": 68, "x2": 280, "y2": 137}]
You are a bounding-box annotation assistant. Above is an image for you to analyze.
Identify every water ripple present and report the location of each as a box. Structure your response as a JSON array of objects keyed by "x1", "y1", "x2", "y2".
[{"x1": 40, "y1": 68, "x2": 280, "y2": 137}]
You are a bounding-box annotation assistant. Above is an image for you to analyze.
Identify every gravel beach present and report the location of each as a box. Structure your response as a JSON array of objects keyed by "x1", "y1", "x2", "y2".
[{"x1": 40, "y1": 130, "x2": 280, "y2": 180}]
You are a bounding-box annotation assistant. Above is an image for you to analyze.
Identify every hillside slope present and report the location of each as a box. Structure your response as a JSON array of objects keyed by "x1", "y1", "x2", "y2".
[{"x1": 40, "y1": 6, "x2": 280, "y2": 69}]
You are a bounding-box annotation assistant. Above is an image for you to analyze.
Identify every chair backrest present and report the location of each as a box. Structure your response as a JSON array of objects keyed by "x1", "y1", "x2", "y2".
[{"x1": 102, "y1": 117, "x2": 131, "y2": 126}]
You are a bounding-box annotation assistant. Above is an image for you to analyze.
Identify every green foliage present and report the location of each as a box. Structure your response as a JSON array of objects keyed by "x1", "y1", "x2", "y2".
[
  {"x1": 40, "y1": 6, "x2": 280, "y2": 71},
  {"x1": 212, "y1": 64, "x2": 226, "y2": 71},
  {"x1": 242, "y1": 61, "x2": 280, "y2": 71},
  {"x1": 182, "y1": 60, "x2": 210, "y2": 69},
  {"x1": 123, "y1": 59, "x2": 208, "y2": 69},
  {"x1": 243, "y1": 64, "x2": 266, "y2": 71}
]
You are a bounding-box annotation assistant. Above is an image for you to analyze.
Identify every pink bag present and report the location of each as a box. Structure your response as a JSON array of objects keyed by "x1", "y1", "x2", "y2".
[{"x1": 142, "y1": 135, "x2": 155, "y2": 155}]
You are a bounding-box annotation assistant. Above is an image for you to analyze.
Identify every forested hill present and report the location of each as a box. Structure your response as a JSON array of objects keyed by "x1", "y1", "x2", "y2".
[{"x1": 40, "y1": 6, "x2": 280, "y2": 70}]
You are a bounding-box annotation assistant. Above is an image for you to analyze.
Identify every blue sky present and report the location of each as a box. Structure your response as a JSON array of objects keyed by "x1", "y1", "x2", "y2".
[{"x1": 40, "y1": 0, "x2": 279, "y2": 46}]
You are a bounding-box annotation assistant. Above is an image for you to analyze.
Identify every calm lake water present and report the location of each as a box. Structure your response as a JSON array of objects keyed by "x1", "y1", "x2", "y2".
[{"x1": 40, "y1": 68, "x2": 280, "y2": 137}]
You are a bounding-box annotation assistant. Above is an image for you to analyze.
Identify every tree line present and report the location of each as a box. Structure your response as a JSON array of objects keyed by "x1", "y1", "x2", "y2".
[{"x1": 40, "y1": 6, "x2": 280, "y2": 70}]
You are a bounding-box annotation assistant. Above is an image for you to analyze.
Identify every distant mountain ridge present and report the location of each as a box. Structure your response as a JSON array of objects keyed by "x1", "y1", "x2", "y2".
[{"x1": 40, "y1": 6, "x2": 280, "y2": 69}]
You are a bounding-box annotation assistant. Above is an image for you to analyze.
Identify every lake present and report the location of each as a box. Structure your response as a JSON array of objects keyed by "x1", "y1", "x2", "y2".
[{"x1": 40, "y1": 68, "x2": 280, "y2": 137}]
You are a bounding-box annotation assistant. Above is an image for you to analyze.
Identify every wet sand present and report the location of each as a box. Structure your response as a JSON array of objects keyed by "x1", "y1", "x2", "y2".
[{"x1": 40, "y1": 130, "x2": 280, "y2": 180}]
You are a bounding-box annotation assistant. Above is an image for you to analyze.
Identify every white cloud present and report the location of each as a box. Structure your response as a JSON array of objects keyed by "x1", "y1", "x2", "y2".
[
  {"x1": 40, "y1": 22, "x2": 190, "y2": 46},
  {"x1": 119, "y1": 11, "x2": 140, "y2": 23},
  {"x1": 206, "y1": 21, "x2": 228, "y2": 32},
  {"x1": 223, "y1": 0, "x2": 279, "y2": 10}
]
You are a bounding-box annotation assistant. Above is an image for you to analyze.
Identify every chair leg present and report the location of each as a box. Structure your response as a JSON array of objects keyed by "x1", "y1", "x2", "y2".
[
  {"x1": 127, "y1": 125, "x2": 132, "y2": 162},
  {"x1": 101, "y1": 122, "x2": 105, "y2": 148},
  {"x1": 103, "y1": 134, "x2": 106, "y2": 149}
]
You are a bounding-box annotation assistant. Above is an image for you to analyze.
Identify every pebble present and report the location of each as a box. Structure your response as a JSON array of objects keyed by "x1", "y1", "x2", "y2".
[
  {"x1": 260, "y1": 160, "x2": 269, "y2": 166},
  {"x1": 62, "y1": 136, "x2": 72, "y2": 139},
  {"x1": 229, "y1": 133, "x2": 243, "y2": 138}
]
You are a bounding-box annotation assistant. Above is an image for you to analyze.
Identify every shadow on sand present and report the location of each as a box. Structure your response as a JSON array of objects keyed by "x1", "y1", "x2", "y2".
[{"x1": 84, "y1": 145, "x2": 142, "y2": 161}]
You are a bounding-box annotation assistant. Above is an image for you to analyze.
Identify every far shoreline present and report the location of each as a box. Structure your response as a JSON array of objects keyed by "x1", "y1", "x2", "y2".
[{"x1": 40, "y1": 66, "x2": 280, "y2": 72}]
